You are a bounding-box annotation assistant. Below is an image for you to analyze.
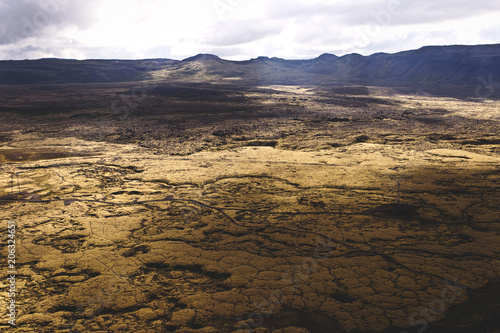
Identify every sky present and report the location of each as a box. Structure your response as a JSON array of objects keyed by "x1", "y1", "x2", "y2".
[{"x1": 0, "y1": 0, "x2": 499, "y2": 61}]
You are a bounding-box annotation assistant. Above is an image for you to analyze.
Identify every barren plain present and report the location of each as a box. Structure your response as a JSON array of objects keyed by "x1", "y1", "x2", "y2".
[{"x1": 0, "y1": 82, "x2": 499, "y2": 332}]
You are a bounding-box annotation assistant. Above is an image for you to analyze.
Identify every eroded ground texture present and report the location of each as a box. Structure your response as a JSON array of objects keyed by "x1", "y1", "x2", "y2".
[{"x1": 0, "y1": 84, "x2": 499, "y2": 332}]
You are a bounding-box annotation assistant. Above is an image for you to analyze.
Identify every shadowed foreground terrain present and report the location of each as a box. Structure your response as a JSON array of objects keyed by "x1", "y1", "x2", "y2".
[{"x1": 0, "y1": 80, "x2": 499, "y2": 333}]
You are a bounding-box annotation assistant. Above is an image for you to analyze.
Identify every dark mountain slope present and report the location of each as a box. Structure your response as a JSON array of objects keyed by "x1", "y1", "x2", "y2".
[{"x1": 0, "y1": 58, "x2": 178, "y2": 84}]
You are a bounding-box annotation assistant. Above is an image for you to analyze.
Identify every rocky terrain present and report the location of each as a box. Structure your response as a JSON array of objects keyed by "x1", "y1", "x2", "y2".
[{"x1": 0, "y1": 59, "x2": 499, "y2": 332}]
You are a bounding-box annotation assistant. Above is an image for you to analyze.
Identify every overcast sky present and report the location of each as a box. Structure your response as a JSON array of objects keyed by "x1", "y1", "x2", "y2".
[{"x1": 1, "y1": 0, "x2": 499, "y2": 60}]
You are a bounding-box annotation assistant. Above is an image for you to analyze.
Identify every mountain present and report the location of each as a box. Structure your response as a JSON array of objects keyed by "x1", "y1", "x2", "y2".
[
  {"x1": 182, "y1": 54, "x2": 222, "y2": 62},
  {"x1": 1, "y1": 44, "x2": 499, "y2": 95},
  {"x1": 200, "y1": 44, "x2": 500, "y2": 87},
  {"x1": 0, "y1": 58, "x2": 177, "y2": 84}
]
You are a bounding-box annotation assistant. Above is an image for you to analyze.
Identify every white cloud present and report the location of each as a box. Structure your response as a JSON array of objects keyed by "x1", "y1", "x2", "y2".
[{"x1": 200, "y1": 20, "x2": 283, "y2": 47}]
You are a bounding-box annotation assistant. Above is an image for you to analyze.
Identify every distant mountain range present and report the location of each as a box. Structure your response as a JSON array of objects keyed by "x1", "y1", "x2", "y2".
[{"x1": 1, "y1": 44, "x2": 499, "y2": 96}]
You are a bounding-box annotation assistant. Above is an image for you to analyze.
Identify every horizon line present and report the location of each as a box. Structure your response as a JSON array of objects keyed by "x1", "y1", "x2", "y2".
[{"x1": 1, "y1": 42, "x2": 499, "y2": 62}]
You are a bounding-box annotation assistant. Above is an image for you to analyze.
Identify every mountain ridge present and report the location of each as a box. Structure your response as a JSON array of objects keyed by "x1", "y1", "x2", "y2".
[{"x1": 1, "y1": 44, "x2": 499, "y2": 97}]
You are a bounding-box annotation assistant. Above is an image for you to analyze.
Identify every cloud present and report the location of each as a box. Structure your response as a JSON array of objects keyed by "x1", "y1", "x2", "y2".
[
  {"x1": 337, "y1": 0, "x2": 500, "y2": 26},
  {"x1": 0, "y1": 0, "x2": 102, "y2": 45},
  {"x1": 397, "y1": 0, "x2": 500, "y2": 25},
  {"x1": 264, "y1": 0, "x2": 344, "y2": 20},
  {"x1": 201, "y1": 20, "x2": 283, "y2": 46},
  {"x1": 264, "y1": 0, "x2": 500, "y2": 27}
]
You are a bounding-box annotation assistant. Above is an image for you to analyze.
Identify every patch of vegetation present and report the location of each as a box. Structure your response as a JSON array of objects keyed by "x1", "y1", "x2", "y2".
[
  {"x1": 461, "y1": 138, "x2": 500, "y2": 145},
  {"x1": 326, "y1": 117, "x2": 350, "y2": 122},
  {"x1": 246, "y1": 140, "x2": 278, "y2": 147},
  {"x1": 427, "y1": 133, "x2": 456, "y2": 142},
  {"x1": 0, "y1": 149, "x2": 93, "y2": 162},
  {"x1": 328, "y1": 142, "x2": 343, "y2": 148},
  {"x1": 355, "y1": 135, "x2": 370, "y2": 143}
]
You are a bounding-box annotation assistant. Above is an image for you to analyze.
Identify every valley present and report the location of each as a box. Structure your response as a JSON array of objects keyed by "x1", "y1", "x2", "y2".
[{"x1": 0, "y1": 80, "x2": 498, "y2": 332}]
